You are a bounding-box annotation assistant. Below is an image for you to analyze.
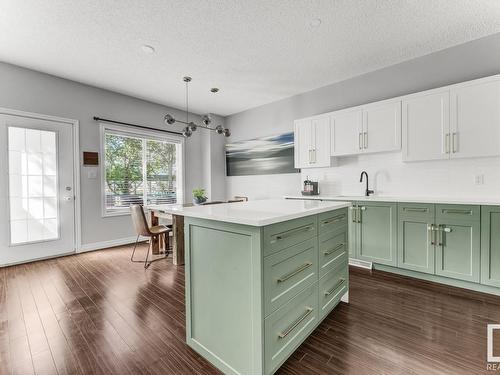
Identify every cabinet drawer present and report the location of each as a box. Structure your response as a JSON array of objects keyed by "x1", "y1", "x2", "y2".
[
  {"x1": 319, "y1": 229, "x2": 348, "y2": 277},
  {"x1": 318, "y1": 208, "x2": 348, "y2": 235},
  {"x1": 265, "y1": 283, "x2": 318, "y2": 375},
  {"x1": 264, "y1": 238, "x2": 318, "y2": 316},
  {"x1": 399, "y1": 203, "x2": 434, "y2": 219},
  {"x1": 263, "y1": 215, "x2": 317, "y2": 256},
  {"x1": 436, "y1": 204, "x2": 480, "y2": 222},
  {"x1": 319, "y1": 265, "x2": 348, "y2": 319}
]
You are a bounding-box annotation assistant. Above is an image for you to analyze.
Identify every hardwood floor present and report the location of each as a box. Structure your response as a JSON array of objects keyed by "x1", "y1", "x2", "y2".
[{"x1": 1, "y1": 244, "x2": 499, "y2": 374}]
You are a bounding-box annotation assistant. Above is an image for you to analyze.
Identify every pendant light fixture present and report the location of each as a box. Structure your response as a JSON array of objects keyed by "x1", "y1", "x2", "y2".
[{"x1": 164, "y1": 76, "x2": 230, "y2": 138}]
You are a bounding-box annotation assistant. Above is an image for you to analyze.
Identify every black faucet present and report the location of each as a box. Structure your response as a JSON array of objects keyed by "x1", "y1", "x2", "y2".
[{"x1": 360, "y1": 171, "x2": 374, "y2": 197}]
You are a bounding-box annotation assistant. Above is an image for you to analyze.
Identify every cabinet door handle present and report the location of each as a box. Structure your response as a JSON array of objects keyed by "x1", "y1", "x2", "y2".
[
  {"x1": 445, "y1": 133, "x2": 450, "y2": 154},
  {"x1": 452, "y1": 132, "x2": 458, "y2": 153},
  {"x1": 359, "y1": 133, "x2": 363, "y2": 150},
  {"x1": 442, "y1": 209, "x2": 472, "y2": 215},
  {"x1": 273, "y1": 225, "x2": 313, "y2": 242},
  {"x1": 323, "y1": 243, "x2": 345, "y2": 256},
  {"x1": 363, "y1": 132, "x2": 368, "y2": 149},
  {"x1": 350, "y1": 206, "x2": 357, "y2": 223},
  {"x1": 322, "y1": 214, "x2": 345, "y2": 225},
  {"x1": 357, "y1": 206, "x2": 363, "y2": 223},
  {"x1": 324, "y1": 278, "x2": 346, "y2": 296},
  {"x1": 428, "y1": 224, "x2": 435, "y2": 245},
  {"x1": 404, "y1": 207, "x2": 428, "y2": 213},
  {"x1": 278, "y1": 307, "x2": 313, "y2": 339},
  {"x1": 277, "y1": 262, "x2": 313, "y2": 283}
]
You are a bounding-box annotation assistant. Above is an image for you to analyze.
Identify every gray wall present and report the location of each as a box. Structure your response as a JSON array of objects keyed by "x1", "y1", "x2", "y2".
[
  {"x1": 225, "y1": 32, "x2": 500, "y2": 199},
  {"x1": 0, "y1": 61, "x2": 225, "y2": 246}
]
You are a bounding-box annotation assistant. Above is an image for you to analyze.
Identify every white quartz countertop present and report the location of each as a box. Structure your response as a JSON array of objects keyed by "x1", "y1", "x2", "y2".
[
  {"x1": 284, "y1": 194, "x2": 500, "y2": 206},
  {"x1": 147, "y1": 199, "x2": 351, "y2": 226}
]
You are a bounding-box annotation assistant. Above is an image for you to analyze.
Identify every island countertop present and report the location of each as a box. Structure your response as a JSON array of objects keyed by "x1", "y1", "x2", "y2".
[{"x1": 149, "y1": 199, "x2": 351, "y2": 226}]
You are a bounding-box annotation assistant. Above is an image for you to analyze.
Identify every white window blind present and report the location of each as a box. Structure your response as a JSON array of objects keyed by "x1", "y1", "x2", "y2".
[{"x1": 101, "y1": 125, "x2": 183, "y2": 215}]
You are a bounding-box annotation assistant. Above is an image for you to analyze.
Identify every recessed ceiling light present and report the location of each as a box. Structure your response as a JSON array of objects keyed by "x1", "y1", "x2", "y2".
[
  {"x1": 141, "y1": 44, "x2": 155, "y2": 54},
  {"x1": 309, "y1": 18, "x2": 322, "y2": 28}
]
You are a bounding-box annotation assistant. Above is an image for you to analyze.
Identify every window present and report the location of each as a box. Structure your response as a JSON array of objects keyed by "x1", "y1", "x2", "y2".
[{"x1": 101, "y1": 124, "x2": 184, "y2": 216}]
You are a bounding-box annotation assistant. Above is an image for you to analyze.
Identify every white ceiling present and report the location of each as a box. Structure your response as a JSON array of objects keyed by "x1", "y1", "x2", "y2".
[{"x1": 1, "y1": 1, "x2": 500, "y2": 116}]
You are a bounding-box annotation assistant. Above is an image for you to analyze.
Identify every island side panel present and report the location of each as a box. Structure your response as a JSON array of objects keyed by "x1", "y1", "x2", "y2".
[{"x1": 185, "y1": 217, "x2": 264, "y2": 375}]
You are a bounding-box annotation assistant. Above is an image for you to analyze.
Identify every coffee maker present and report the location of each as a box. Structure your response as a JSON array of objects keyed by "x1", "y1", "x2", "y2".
[{"x1": 301, "y1": 177, "x2": 319, "y2": 196}]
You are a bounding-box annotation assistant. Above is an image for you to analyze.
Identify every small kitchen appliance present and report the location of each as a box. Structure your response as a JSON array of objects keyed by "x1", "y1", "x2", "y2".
[{"x1": 302, "y1": 177, "x2": 319, "y2": 196}]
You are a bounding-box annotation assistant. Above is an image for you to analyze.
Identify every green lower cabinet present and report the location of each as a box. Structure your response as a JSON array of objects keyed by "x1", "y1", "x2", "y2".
[
  {"x1": 435, "y1": 205, "x2": 480, "y2": 283},
  {"x1": 356, "y1": 202, "x2": 398, "y2": 266},
  {"x1": 397, "y1": 203, "x2": 435, "y2": 274},
  {"x1": 481, "y1": 206, "x2": 500, "y2": 287}
]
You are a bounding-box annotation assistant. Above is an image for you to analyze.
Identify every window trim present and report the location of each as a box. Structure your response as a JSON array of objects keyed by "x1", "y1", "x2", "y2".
[{"x1": 99, "y1": 122, "x2": 185, "y2": 218}]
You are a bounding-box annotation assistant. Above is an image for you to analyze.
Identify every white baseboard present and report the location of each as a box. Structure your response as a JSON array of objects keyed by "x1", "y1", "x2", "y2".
[
  {"x1": 349, "y1": 258, "x2": 373, "y2": 269},
  {"x1": 79, "y1": 236, "x2": 148, "y2": 253},
  {"x1": 341, "y1": 291, "x2": 349, "y2": 303}
]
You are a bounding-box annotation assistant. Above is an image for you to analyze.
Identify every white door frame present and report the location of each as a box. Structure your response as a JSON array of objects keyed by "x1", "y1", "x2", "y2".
[{"x1": 0, "y1": 107, "x2": 81, "y2": 255}]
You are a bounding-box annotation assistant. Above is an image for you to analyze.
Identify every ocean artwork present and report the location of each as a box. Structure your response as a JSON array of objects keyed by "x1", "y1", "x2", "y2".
[{"x1": 225, "y1": 132, "x2": 299, "y2": 176}]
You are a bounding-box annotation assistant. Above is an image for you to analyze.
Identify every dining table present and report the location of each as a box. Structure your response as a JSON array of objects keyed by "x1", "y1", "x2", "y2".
[{"x1": 146, "y1": 203, "x2": 193, "y2": 265}]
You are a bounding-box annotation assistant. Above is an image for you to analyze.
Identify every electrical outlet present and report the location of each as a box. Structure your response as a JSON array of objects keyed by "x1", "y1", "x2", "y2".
[{"x1": 474, "y1": 174, "x2": 484, "y2": 185}]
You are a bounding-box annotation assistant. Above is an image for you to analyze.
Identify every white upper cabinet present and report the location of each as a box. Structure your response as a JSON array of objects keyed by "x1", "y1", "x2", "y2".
[
  {"x1": 294, "y1": 115, "x2": 331, "y2": 168},
  {"x1": 330, "y1": 108, "x2": 363, "y2": 156},
  {"x1": 362, "y1": 99, "x2": 401, "y2": 154},
  {"x1": 313, "y1": 116, "x2": 331, "y2": 167},
  {"x1": 402, "y1": 90, "x2": 450, "y2": 162},
  {"x1": 450, "y1": 77, "x2": 500, "y2": 159}
]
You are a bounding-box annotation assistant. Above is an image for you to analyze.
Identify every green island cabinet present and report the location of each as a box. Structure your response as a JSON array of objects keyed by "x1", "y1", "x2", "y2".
[
  {"x1": 397, "y1": 203, "x2": 480, "y2": 283},
  {"x1": 481, "y1": 206, "x2": 500, "y2": 287},
  {"x1": 349, "y1": 201, "x2": 398, "y2": 266},
  {"x1": 184, "y1": 208, "x2": 349, "y2": 375}
]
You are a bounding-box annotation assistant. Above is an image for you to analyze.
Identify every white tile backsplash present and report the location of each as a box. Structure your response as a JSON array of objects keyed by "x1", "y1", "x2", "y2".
[{"x1": 227, "y1": 152, "x2": 500, "y2": 201}]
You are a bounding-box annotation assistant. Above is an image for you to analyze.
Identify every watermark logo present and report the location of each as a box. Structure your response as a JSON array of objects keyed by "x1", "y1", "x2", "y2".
[{"x1": 488, "y1": 324, "x2": 500, "y2": 371}]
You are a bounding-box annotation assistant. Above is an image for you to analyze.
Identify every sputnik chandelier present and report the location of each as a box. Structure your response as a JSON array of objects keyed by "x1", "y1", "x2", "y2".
[{"x1": 164, "y1": 76, "x2": 230, "y2": 138}]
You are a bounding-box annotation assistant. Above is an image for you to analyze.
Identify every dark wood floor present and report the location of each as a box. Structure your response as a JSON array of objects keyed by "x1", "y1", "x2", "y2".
[{"x1": 1, "y1": 244, "x2": 499, "y2": 375}]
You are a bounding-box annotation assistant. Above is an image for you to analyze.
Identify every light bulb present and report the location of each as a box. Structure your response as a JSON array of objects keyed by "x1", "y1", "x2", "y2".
[
  {"x1": 182, "y1": 127, "x2": 192, "y2": 137},
  {"x1": 223, "y1": 129, "x2": 231, "y2": 137},
  {"x1": 164, "y1": 114, "x2": 176, "y2": 125},
  {"x1": 188, "y1": 122, "x2": 197, "y2": 132},
  {"x1": 215, "y1": 125, "x2": 224, "y2": 135}
]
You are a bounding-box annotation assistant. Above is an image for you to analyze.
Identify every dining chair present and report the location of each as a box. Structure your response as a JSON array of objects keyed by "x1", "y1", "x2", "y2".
[{"x1": 130, "y1": 204, "x2": 171, "y2": 269}]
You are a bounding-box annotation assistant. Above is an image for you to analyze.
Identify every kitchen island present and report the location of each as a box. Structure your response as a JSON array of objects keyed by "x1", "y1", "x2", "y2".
[{"x1": 178, "y1": 199, "x2": 350, "y2": 375}]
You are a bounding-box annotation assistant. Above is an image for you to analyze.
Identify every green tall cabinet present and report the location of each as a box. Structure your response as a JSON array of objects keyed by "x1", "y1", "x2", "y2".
[
  {"x1": 350, "y1": 201, "x2": 398, "y2": 266},
  {"x1": 481, "y1": 206, "x2": 500, "y2": 287}
]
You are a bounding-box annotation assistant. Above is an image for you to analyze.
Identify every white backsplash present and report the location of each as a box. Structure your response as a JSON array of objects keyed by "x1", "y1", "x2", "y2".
[
  {"x1": 226, "y1": 152, "x2": 500, "y2": 201},
  {"x1": 303, "y1": 152, "x2": 500, "y2": 199}
]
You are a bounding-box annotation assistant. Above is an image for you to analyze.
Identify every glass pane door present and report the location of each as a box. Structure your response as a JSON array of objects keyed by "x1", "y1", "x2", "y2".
[{"x1": 8, "y1": 127, "x2": 59, "y2": 244}]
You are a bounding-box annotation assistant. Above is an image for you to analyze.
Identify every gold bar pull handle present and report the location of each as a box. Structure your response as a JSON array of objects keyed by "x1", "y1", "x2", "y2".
[
  {"x1": 324, "y1": 278, "x2": 346, "y2": 296},
  {"x1": 428, "y1": 224, "x2": 435, "y2": 245},
  {"x1": 277, "y1": 262, "x2": 313, "y2": 283},
  {"x1": 323, "y1": 243, "x2": 345, "y2": 256},
  {"x1": 273, "y1": 225, "x2": 313, "y2": 242},
  {"x1": 278, "y1": 307, "x2": 313, "y2": 339},
  {"x1": 452, "y1": 132, "x2": 458, "y2": 153},
  {"x1": 322, "y1": 214, "x2": 346, "y2": 225}
]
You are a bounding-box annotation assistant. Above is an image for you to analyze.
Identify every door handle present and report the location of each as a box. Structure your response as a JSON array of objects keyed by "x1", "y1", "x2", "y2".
[
  {"x1": 452, "y1": 132, "x2": 458, "y2": 153},
  {"x1": 350, "y1": 206, "x2": 357, "y2": 223},
  {"x1": 357, "y1": 206, "x2": 364, "y2": 223},
  {"x1": 277, "y1": 262, "x2": 313, "y2": 283},
  {"x1": 358, "y1": 133, "x2": 363, "y2": 150},
  {"x1": 428, "y1": 224, "x2": 435, "y2": 245},
  {"x1": 363, "y1": 132, "x2": 368, "y2": 149},
  {"x1": 445, "y1": 133, "x2": 450, "y2": 154},
  {"x1": 63, "y1": 196, "x2": 73, "y2": 201}
]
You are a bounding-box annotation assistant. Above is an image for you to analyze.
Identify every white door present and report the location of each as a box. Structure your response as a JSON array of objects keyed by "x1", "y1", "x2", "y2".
[
  {"x1": 0, "y1": 113, "x2": 76, "y2": 266},
  {"x1": 312, "y1": 116, "x2": 330, "y2": 167},
  {"x1": 294, "y1": 119, "x2": 312, "y2": 168},
  {"x1": 402, "y1": 90, "x2": 450, "y2": 162},
  {"x1": 362, "y1": 99, "x2": 401, "y2": 154},
  {"x1": 450, "y1": 78, "x2": 500, "y2": 159},
  {"x1": 330, "y1": 108, "x2": 363, "y2": 156}
]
